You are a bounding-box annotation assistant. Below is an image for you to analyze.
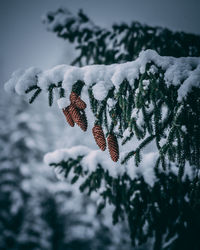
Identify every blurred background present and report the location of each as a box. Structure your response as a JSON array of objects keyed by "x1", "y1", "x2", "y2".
[{"x1": 0, "y1": 0, "x2": 200, "y2": 249}]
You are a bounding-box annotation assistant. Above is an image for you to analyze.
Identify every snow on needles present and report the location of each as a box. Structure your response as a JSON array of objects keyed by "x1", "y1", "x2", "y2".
[
  {"x1": 5, "y1": 50, "x2": 200, "y2": 101},
  {"x1": 4, "y1": 49, "x2": 198, "y2": 186},
  {"x1": 4, "y1": 50, "x2": 200, "y2": 103},
  {"x1": 44, "y1": 145, "x2": 194, "y2": 187}
]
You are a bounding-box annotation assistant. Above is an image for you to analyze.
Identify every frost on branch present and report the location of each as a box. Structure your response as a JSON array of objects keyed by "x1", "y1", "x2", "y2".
[{"x1": 42, "y1": 8, "x2": 200, "y2": 65}]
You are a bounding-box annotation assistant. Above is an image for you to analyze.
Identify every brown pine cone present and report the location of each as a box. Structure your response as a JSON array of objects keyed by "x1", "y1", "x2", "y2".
[
  {"x1": 70, "y1": 91, "x2": 87, "y2": 110},
  {"x1": 80, "y1": 110, "x2": 88, "y2": 132},
  {"x1": 62, "y1": 107, "x2": 74, "y2": 127},
  {"x1": 70, "y1": 92, "x2": 78, "y2": 103},
  {"x1": 69, "y1": 104, "x2": 87, "y2": 131},
  {"x1": 107, "y1": 133, "x2": 119, "y2": 162},
  {"x1": 92, "y1": 125, "x2": 106, "y2": 151},
  {"x1": 75, "y1": 96, "x2": 87, "y2": 110}
]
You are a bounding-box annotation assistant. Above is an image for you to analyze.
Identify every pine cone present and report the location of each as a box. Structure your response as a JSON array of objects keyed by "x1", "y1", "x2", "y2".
[
  {"x1": 75, "y1": 96, "x2": 87, "y2": 110},
  {"x1": 69, "y1": 104, "x2": 87, "y2": 131},
  {"x1": 70, "y1": 91, "x2": 87, "y2": 110},
  {"x1": 92, "y1": 125, "x2": 106, "y2": 151},
  {"x1": 70, "y1": 91, "x2": 78, "y2": 103},
  {"x1": 62, "y1": 107, "x2": 74, "y2": 127},
  {"x1": 107, "y1": 133, "x2": 119, "y2": 162}
]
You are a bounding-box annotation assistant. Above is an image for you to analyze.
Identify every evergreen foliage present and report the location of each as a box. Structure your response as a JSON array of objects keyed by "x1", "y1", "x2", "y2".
[
  {"x1": 43, "y1": 8, "x2": 200, "y2": 65},
  {"x1": 49, "y1": 159, "x2": 200, "y2": 249},
  {"x1": 4, "y1": 7, "x2": 200, "y2": 250}
]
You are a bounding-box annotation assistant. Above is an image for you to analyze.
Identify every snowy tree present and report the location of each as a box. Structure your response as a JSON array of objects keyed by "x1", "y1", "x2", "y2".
[
  {"x1": 39, "y1": 180, "x2": 131, "y2": 250},
  {"x1": 4, "y1": 7, "x2": 200, "y2": 250},
  {"x1": 42, "y1": 8, "x2": 200, "y2": 65},
  {"x1": 17, "y1": 193, "x2": 52, "y2": 250},
  {"x1": 0, "y1": 90, "x2": 131, "y2": 250},
  {"x1": 0, "y1": 93, "x2": 47, "y2": 249}
]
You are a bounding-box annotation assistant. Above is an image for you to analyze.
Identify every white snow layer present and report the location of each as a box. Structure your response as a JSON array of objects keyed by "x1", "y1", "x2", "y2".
[
  {"x1": 44, "y1": 145, "x2": 194, "y2": 187},
  {"x1": 4, "y1": 50, "x2": 200, "y2": 104}
]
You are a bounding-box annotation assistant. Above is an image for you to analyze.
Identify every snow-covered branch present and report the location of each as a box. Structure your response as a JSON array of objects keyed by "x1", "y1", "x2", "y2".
[
  {"x1": 4, "y1": 50, "x2": 200, "y2": 171},
  {"x1": 42, "y1": 8, "x2": 200, "y2": 65},
  {"x1": 5, "y1": 49, "x2": 200, "y2": 102}
]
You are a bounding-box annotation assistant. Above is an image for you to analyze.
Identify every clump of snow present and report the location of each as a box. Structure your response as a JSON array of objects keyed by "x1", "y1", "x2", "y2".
[
  {"x1": 107, "y1": 98, "x2": 116, "y2": 110},
  {"x1": 4, "y1": 69, "x2": 25, "y2": 93},
  {"x1": 123, "y1": 128, "x2": 131, "y2": 138},
  {"x1": 38, "y1": 65, "x2": 69, "y2": 91},
  {"x1": 44, "y1": 146, "x2": 91, "y2": 165},
  {"x1": 136, "y1": 109, "x2": 145, "y2": 128},
  {"x1": 177, "y1": 64, "x2": 200, "y2": 101},
  {"x1": 92, "y1": 81, "x2": 109, "y2": 101},
  {"x1": 142, "y1": 79, "x2": 150, "y2": 90},
  {"x1": 15, "y1": 67, "x2": 41, "y2": 95}
]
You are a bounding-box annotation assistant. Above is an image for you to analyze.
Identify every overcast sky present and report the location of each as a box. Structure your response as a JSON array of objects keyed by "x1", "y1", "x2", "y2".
[{"x1": 1, "y1": 0, "x2": 200, "y2": 84}]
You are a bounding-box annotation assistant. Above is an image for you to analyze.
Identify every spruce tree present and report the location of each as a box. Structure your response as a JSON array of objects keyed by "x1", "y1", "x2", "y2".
[
  {"x1": 17, "y1": 193, "x2": 52, "y2": 250},
  {"x1": 0, "y1": 94, "x2": 44, "y2": 249},
  {"x1": 4, "y1": 8, "x2": 200, "y2": 250},
  {"x1": 42, "y1": 8, "x2": 200, "y2": 65}
]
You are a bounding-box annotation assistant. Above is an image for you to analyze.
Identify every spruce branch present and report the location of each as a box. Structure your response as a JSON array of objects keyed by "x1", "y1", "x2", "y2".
[
  {"x1": 29, "y1": 88, "x2": 42, "y2": 104},
  {"x1": 25, "y1": 85, "x2": 39, "y2": 94}
]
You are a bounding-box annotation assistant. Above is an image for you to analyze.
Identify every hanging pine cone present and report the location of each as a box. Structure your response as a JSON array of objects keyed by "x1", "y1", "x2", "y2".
[
  {"x1": 92, "y1": 124, "x2": 106, "y2": 151},
  {"x1": 70, "y1": 91, "x2": 87, "y2": 110},
  {"x1": 62, "y1": 107, "x2": 74, "y2": 127},
  {"x1": 75, "y1": 96, "x2": 87, "y2": 110},
  {"x1": 69, "y1": 104, "x2": 87, "y2": 132},
  {"x1": 80, "y1": 110, "x2": 88, "y2": 131},
  {"x1": 107, "y1": 133, "x2": 119, "y2": 162},
  {"x1": 70, "y1": 91, "x2": 78, "y2": 104}
]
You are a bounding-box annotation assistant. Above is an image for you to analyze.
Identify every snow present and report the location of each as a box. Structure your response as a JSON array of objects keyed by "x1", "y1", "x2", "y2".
[
  {"x1": 15, "y1": 67, "x2": 41, "y2": 95},
  {"x1": 44, "y1": 144, "x2": 194, "y2": 187},
  {"x1": 5, "y1": 50, "x2": 200, "y2": 104},
  {"x1": 38, "y1": 65, "x2": 69, "y2": 91},
  {"x1": 92, "y1": 81, "x2": 111, "y2": 100},
  {"x1": 4, "y1": 49, "x2": 199, "y2": 187},
  {"x1": 2, "y1": 71, "x2": 134, "y2": 249},
  {"x1": 123, "y1": 128, "x2": 131, "y2": 138},
  {"x1": 44, "y1": 145, "x2": 121, "y2": 179},
  {"x1": 44, "y1": 146, "x2": 90, "y2": 164},
  {"x1": 4, "y1": 69, "x2": 25, "y2": 93},
  {"x1": 57, "y1": 97, "x2": 69, "y2": 109}
]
